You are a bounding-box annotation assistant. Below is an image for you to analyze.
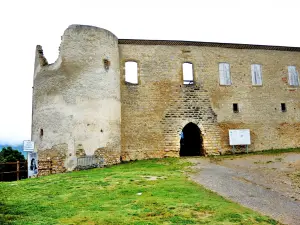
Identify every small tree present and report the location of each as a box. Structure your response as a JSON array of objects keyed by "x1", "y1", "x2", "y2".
[{"x1": 0, "y1": 147, "x2": 25, "y2": 163}]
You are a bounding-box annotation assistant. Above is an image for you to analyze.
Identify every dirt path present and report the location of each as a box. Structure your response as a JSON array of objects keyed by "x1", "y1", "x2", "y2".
[{"x1": 189, "y1": 153, "x2": 300, "y2": 225}]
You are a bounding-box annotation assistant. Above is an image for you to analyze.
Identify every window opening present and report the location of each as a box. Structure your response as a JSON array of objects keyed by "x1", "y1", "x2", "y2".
[
  {"x1": 251, "y1": 64, "x2": 262, "y2": 85},
  {"x1": 183, "y1": 63, "x2": 194, "y2": 85},
  {"x1": 219, "y1": 63, "x2": 231, "y2": 85},
  {"x1": 125, "y1": 61, "x2": 138, "y2": 84},
  {"x1": 40, "y1": 129, "x2": 44, "y2": 137},
  {"x1": 103, "y1": 59, "x2": 110, "y2": 71},
  {"x1": 288, "y1": 66, "x2": 299, "y2": 86},
  {"x1": 281, "y1": 103, "x2": 286, "y2": 112},
  {"x1": 233, "y1": 103, "x2": 239, "y2": 113}
]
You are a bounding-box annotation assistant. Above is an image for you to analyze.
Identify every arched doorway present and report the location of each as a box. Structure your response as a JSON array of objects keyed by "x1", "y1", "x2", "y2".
[{"x1": 180, "y1": 122, "x2": 204, "y2": 156}]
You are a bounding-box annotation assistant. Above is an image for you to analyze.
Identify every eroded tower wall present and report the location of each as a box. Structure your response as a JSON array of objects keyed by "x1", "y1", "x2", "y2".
[{"x1": 32, "y1": 25, "x2": 121, "y2": 172}]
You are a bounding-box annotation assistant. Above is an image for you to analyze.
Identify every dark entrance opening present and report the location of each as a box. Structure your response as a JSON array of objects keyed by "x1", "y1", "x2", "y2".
[{"x1": 180, "y1": 122, "x2": 204, "y2": 156}]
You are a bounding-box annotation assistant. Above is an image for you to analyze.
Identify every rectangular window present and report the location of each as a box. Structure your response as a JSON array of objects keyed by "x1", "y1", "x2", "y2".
[
  {"x1": 125, "y1": 61, "x2": 138, "y2": 84},
  {"x1": 251, "y1": 64, "x2": 262, "y2": 85},
  {"x1": 288, "y1": 66, "x2": 299, "y2": 86},
  {"x1": 219, "y1": 63, "x2": 231, "y2": 85},
  {"x1": 233, "y1": 103, "x2": 239, "y2": 113},
  {"x1": 281, "y1": 103, "x2": 286, "y2": 112},
  {"x1": 183, "y1": 63, "x2": 194, "y2": 85}
]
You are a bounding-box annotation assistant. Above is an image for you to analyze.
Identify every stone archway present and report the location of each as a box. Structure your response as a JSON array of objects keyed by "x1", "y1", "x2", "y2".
[{"x1": 180, "y1": 122, "x2": 204, "y2": 156}]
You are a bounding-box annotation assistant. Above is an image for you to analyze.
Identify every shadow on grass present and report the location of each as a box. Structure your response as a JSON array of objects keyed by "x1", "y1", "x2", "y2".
[{"x1": 0, "y1": 199, "x2": 28, "y2": 224}]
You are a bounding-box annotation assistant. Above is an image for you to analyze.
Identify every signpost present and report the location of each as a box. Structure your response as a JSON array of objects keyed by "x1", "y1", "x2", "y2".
[
  {"x1": 229, "y1": 129, "x2": 251, "y2": 153},
  {"x1": 23, "y1": 140, "x2": 35, "y2": 152}
]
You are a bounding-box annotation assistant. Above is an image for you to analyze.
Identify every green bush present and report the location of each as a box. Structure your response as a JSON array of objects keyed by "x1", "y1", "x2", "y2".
[{"x1": 0, "y1": 146, "x2": 25, "y2": 163}]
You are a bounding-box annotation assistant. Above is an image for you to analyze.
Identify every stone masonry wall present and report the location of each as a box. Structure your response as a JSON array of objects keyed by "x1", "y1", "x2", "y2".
[
  {"x1": 162, "y1": 86, "x2": 221, "y2": 156},
  {"x1": 33, "y1": 25, "x2": 300, "y2": 170},
  {"x1": 119, "y1": 44, "x2": 300, "y2": 159}
]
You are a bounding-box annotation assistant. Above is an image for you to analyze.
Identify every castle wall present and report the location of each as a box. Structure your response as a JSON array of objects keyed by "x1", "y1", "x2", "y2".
[
  {"x1": 119, "y1": 44, "x2": 300, "y2": 160},
  {"x1": 32, "y1": 25, "x2": 121, "y2": 171},
  {"x1": 32, "y1": 24, "x2": 300, "y2": 170}
]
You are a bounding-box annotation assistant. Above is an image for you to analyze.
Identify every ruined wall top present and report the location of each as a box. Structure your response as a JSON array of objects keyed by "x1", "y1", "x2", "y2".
[
  {"x1": 34, "y1": 24, "x2": 300, "y2": 80},
  {"x1": 34, "y1": 24, "x2": 119, "y2": 76},
  {"x1": 65, "y1": 24, "x2": 118, "y2": 38}
]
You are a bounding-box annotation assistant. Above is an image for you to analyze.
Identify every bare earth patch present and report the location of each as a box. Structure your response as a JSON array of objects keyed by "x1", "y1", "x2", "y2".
[
  {"x1": 216, "y1": 153, "x2": 300, "y2": 201},
  {"x1": 142, "y1": 175, "x2": 166, "y2": 181},
  {"x1": 189, "y1": 152, "x2": 300, "y2": 225}
]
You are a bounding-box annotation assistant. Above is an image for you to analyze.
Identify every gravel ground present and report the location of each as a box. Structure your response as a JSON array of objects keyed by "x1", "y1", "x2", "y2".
[{"x1": 189, "y1": 153, "x2": 300, "y2": 225}]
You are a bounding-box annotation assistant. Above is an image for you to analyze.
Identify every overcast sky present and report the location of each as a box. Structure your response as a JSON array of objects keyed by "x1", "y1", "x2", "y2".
[{"x1": 0, "y1": 0, "x2": 300, "y2": 145}]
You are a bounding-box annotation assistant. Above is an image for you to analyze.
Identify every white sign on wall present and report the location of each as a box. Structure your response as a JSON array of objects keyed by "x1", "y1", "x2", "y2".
[
  {"x1": 229, "y1": 129, "x2": 251, "y2": 146},
  {"x1": 23, "y1": 140, "x2": 34, "y2": 152}
]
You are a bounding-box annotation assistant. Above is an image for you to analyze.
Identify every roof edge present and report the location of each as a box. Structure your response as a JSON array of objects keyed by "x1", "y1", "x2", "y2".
[{"x1": 118, "y1": 39, "x2": 300, "y2": 52}]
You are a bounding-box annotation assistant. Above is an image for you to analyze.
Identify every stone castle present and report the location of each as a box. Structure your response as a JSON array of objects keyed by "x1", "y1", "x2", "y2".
[{"x1": 32, "y1": 24, "x2": 300, "y2": 172}]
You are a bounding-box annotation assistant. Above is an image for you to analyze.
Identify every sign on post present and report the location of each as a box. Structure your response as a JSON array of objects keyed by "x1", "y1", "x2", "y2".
[
  {"x1": 229, "y1": 129, "x2": 251, "y2": 154},
  {"x1": 23, "y1": 140, "x2": 34, "y2": 152},
  {"x1": 229, "y1": 129, "x2": 251, "y2": 146}
]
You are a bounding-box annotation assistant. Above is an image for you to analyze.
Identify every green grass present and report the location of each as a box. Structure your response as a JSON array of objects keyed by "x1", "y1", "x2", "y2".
[
  {"x1": 253, "y1": 148, "x2": 300, "y2": 155},
  {"x1": 212, "y1": 148, "x2": 300, "y2": 159},
  {"x1": 0, "y1": 158, "x2": 278, "y2": 225}
]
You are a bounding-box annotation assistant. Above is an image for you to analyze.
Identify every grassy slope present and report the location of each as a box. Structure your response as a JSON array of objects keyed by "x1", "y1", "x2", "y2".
[
  {"x1": 213, "y1": 148, "x2": 300, "y2": 159},
  {"x1": 250, "y1": 148, "x2": 300, "y2": 155},
  {"x1": 0, "y1": 158, "x2": 278, "y2": 225}
]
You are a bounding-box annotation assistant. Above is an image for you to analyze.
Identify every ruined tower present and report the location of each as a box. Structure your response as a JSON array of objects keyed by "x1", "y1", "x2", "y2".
[{"x1": 32, "y1": 25, "x2": 121, "y2": 171}]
